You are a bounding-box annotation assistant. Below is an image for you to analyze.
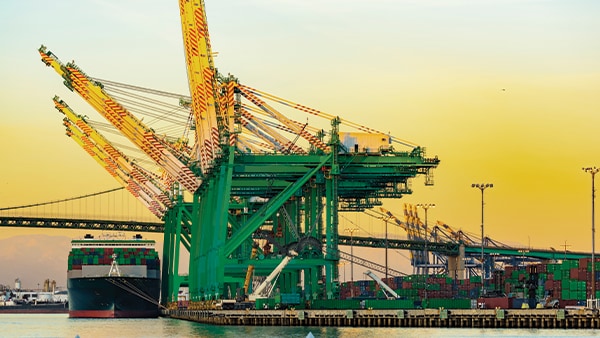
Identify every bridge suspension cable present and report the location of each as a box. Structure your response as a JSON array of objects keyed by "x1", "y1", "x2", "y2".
[{"x1": 0, "y1": 187, "x2": 125, "y2": 211}]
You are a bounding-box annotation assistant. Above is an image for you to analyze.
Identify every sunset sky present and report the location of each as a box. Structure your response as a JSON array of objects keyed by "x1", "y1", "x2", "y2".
[{"x1": 1, "y1": 0, "x2": 599, "y2": 288}]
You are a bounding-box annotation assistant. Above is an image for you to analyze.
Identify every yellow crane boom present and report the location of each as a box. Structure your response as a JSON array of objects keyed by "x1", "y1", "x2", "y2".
[
  {"x1": 239, "y1": 108, "x2": 305, "y2": 154},
  {"x1": 241, "y1": 85, "x2": 418, "y2": 149},
  {"x1": 39, "y1": 45, "x2": 200, "y2": 193},
  {"x1": 238, "y1": 85, "x2": 330, "y2": 152},
  {"x1": 54, "y1": 97, "x2": 172, "y2": 218},
  {"x1": 179, "y1": 0, "x2": 223, "y2": 172}
]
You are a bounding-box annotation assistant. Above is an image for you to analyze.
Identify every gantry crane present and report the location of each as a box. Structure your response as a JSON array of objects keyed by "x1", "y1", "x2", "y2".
[
  {"x1": 371, "y1": 205, "x2": 519, "y2": 280},
  {"x1": 39, "y1": 0, "x2": 440, "y2": 308},
  {"x1": 373, "y1": 205, "x2": 434, "y2": 275}
]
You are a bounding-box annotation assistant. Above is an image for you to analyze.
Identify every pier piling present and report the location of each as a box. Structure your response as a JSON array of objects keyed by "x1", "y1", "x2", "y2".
[{"x1": 163, "y1": 308, "x2": 600, "y2": 329}]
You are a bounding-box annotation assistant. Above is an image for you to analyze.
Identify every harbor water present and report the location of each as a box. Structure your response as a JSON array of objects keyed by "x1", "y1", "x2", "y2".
[{"x1": 2, "y1": 314, "x2": 600, "y2": 337}]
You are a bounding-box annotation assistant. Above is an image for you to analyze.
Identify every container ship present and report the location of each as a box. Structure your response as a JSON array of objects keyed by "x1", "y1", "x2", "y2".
[{"x1": 67, "y1": 234, "x2": 161, "y2": 318}]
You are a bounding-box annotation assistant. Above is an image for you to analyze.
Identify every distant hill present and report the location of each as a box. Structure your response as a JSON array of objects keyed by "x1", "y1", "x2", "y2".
[{"x1": 0, "y1": 234, "x2": 70, "y2": 289}]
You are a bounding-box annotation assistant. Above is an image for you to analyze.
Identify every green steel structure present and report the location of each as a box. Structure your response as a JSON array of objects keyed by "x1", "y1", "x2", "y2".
[
  {"x1": 160, "y1": 120, "x2": 441, "y2": 304},
  {"x1": 36, "y1": 1, "x2": 443, "y2": 307}
]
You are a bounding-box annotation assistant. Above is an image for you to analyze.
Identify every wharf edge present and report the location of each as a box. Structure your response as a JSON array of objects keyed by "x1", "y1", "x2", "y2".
[{"x1": 162, "y1": 308, "x2": 600, "y2": 329}]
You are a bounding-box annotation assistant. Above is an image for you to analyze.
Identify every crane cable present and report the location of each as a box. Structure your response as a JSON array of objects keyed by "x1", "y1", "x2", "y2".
[{"x1": 106, "y1": 278, "x2": 166, "y2": 310}]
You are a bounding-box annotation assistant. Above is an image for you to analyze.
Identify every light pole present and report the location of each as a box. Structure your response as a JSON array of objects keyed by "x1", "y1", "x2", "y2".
[
  {"x1": 345, "y1": 227, "x2": 359, "y2": 298},
  {"x1": 472, "y1": 183, "x2": 493, "y2": 296},
  {"x1": 583, "y1": 167, "x2": 599, "y2": 305},
  {"x1": 338, "y1": 261, "x2": 347, "y2": 283},
  {"x1": 416, "y1": 203, "x2": 435, "y2": 301},
  {"x1": 416, "y1": 204, "x2": 435, "y2": 275},
  {"x1": 382, "y1": 215, "x2": 392, "y2": 283}
]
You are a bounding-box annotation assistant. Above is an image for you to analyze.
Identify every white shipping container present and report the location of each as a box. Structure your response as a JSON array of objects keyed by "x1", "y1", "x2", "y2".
[{"x1": 339, "y1": 132, "x2": 391, "y2": 153}]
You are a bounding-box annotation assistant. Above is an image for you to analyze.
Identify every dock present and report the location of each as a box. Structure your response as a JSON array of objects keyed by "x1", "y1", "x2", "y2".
[{"x1": 163, "y1": 308, "x2": 600, "y2": 329}]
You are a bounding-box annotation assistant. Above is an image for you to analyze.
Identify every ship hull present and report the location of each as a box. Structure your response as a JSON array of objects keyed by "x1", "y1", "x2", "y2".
[
  {"x1": 0, "y1": 303, "x2": 68, "y2": 314},
  {"x1": 68, "y1": 276, "x2": 160, "y2": 318}
]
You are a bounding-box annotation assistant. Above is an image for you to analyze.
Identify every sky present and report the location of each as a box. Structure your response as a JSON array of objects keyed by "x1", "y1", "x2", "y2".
[{"x1": 1, "y1": 0, "x2": 600, "y2": 289}]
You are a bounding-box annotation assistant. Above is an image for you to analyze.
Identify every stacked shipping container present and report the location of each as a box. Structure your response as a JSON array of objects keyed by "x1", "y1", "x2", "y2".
[
  {"x1": 337, "y1": 258, "x2": 600, "y2": 309},
  {"x1": 68, "y1": 245, "x2": 160, "y2": 273}
]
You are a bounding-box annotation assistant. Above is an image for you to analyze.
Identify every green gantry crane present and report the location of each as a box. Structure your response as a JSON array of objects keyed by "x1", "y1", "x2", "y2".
[{"x1": 38, "y1": 0, "x2": 440, "y2": 309}]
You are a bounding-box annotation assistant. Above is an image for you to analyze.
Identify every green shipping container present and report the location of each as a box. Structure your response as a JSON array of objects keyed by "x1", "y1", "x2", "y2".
[
  {"x1": 255, "y1": 298, "x2": 276, "y2": 309},
  {"x1": 364, "y1": 299, "x2": 414, "y2": 309},
  {"x1": 311, "y1": 299, "x2": 362, "y2": 310},
  {"x1": 427, "y1": 298, "x2": 471, "y2": 309},
  {"x1": 470, "y1": 276, "x2": 481, "y2": 283},
  {"x1": 281, "y1": 293, "x2": 301, "y2": 304},
  {"x1": 428, "y1": 284, "x2": 441, "y2": 291}
]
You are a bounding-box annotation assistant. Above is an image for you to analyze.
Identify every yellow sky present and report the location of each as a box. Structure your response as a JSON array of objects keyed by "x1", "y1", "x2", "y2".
[{"x1": 1, "y1": 1, "x2": 600, "y2": 286}]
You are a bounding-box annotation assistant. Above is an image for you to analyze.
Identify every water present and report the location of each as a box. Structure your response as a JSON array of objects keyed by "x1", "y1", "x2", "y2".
[{"x1": 1, "y1": 314, "x2": 600, "y2": 337}]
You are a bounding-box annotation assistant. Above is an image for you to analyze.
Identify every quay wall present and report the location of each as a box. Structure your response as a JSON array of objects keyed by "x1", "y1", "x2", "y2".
[{"x1": 163, "y1": 308, "x2": 600, "y2": 329}]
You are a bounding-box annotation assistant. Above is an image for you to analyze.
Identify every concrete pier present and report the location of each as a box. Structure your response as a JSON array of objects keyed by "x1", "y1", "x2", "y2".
[{"x1": 162, "y1": 308, "x2": 600, "y2": 328}]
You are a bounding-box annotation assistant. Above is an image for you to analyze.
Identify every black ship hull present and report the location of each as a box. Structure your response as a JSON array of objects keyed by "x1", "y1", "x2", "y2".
[
  {"x1": 68, "y1": 276, "x2": 160, "y2": 318},
  {"x1": 0, "y1": 302, "x2": 68, "y2": 314}
]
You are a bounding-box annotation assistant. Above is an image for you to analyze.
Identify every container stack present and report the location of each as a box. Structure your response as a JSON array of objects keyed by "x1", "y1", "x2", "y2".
[
  {"x1": 336, "y1": 258, "x2": 600, "y2": 309},
  {"x1": 68, "y1": 246, "x2": 160, "y2": 272}
]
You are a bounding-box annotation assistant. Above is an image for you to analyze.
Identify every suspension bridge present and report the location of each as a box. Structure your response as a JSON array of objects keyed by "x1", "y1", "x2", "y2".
[{"x1": 1, "y1": 187, "x2": 589, "y2": 283}]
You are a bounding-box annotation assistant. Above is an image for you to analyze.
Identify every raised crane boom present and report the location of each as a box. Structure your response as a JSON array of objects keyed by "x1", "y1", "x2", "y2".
[
  {"x1": 38, "y1": 45, "x2": 201, "y2": 193},
  {"x1": 239, "y1": 108, "x2": 305, "y2": 154},
  {"x1": 53, "y1": 97, "x2": 172, "y2": 218},
  {"x1": 379, "y1": 205, "x2": 427, "y2": 272},
  {"x1": 179, "y1": 0, "x2": 223, "y2": 172},
  {"x1": 378, "y1": 206, "x2": 423, "y2": 240},
  {"x1": 61, "y1": 114, "x2": 166, "y2": 218},
  {"x1": 241, "y1": 85, "x2": 419, "y2": 149},
  {"x1": 53, "y1": 96, "x2": 172, "y2": 203},
  {"x1": 238, "y1": 85, "x2": 330, "y2": 152}
]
